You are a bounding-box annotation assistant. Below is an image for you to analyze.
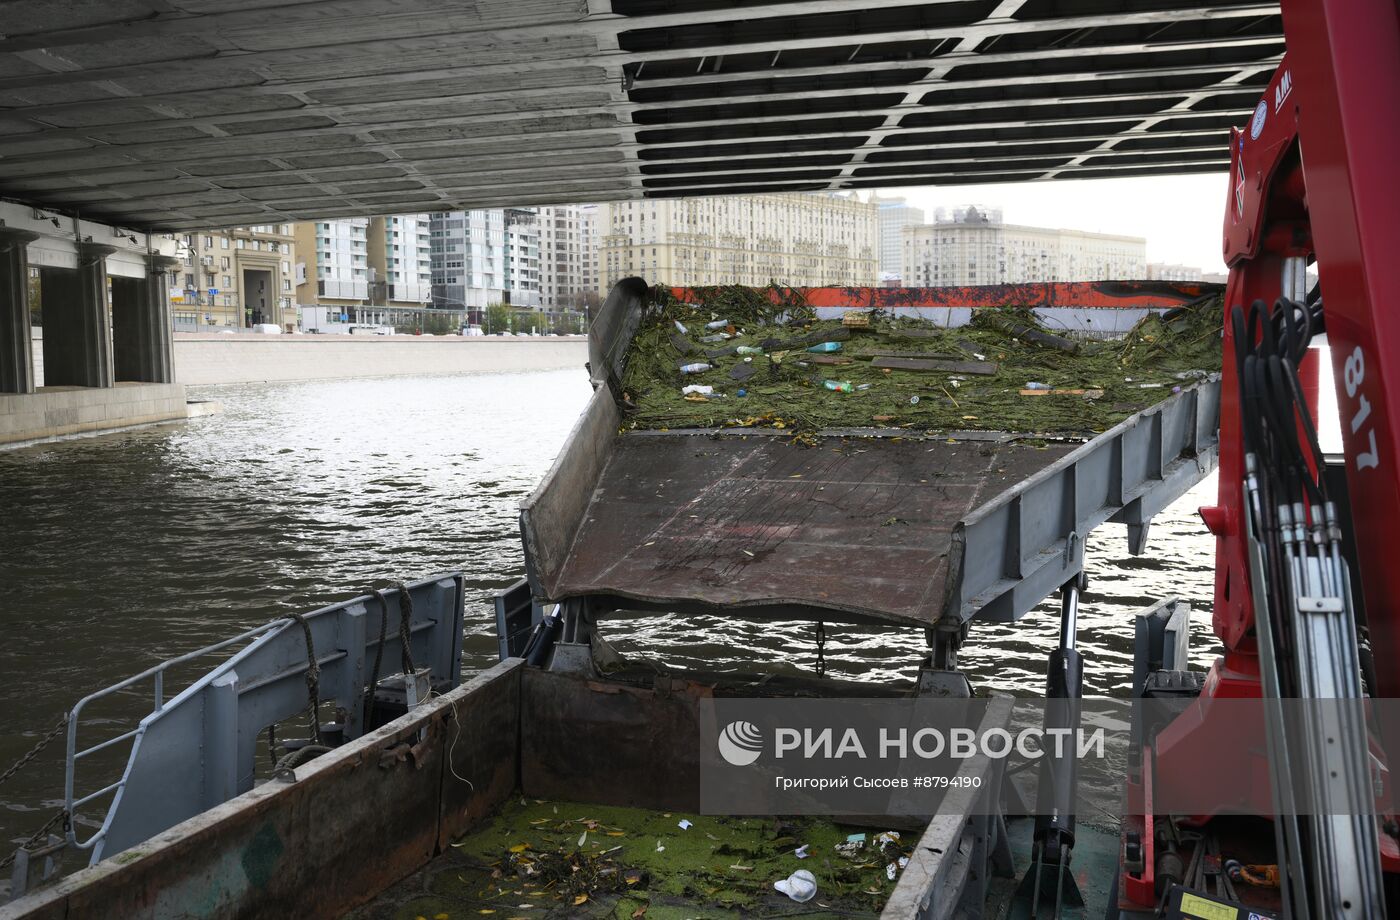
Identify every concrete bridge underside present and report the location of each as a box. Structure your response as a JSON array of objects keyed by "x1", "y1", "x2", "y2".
[
  {"x1": 0, "y1": 0, "x2": 1284, "y2": 232},
  {"x1": 0, "y1": 1, "x2": 1282, "y2": 441}
]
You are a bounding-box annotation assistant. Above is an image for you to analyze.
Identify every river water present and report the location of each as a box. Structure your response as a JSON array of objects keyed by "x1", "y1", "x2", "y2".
[{"x1": 0, "y1": 366, "x2": 1221, "y2": 860}]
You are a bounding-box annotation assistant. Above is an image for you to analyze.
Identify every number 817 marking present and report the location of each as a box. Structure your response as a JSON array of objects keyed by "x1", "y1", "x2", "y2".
[{"x1": 1344, "y1": 345, "x2": 1381, "y2": 470}]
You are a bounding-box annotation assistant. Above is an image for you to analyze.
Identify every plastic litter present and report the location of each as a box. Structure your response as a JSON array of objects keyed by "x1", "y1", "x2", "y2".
[
  {"x1": 885, "y1": 856, "x2": 910, "y2": 880},
  {"x1": 673, "y1": 321, "x2": 688, "y2": 334},
  {"x1": 909, "y1": 395, "x2": 920, "y2": 405},
  {"x1": 1025, "y1": 381, "x2": 1051, "y2": 390},
  {"x1": 681, "y1": 385, "x2": 713, "y2": 396},
  {"x1": 679, "y1": 363, "x2": 712, "y2": 375},
  {"x1": 774, "y1": 869, "x2": 818, "y2": 903},
  {"x1": 873, "y1": 831, "x2": 901, "y2": 847},
  {"x1": 677, "y1": 819, "x2": 692, "y2": 830},
  {"x1": 736, "y1": 389, "x2": 747, "y2": 397},
  {"x1": 807, "y1": 342, "x2": 843, "y2": 353},
  {"x1": 824, "y1": 380, "x2": 853, "y2": 393},
  {"x1": 736, "y1": 346, "x2": 764, "y2": 355},
  {"x1": 794, "y1": 844, "x2": 810, "y2": 859},
  {"x1": 705, "y1": 319, "x2": 730, "y2": 330}
]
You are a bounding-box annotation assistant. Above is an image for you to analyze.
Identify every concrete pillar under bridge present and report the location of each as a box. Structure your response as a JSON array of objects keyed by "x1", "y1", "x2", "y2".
[
  {"x1": 40, "y1": 243, "x2": 117, "y2": 389},
  {"x1": 0, "y1": 204, "x2": 189, "y2": 447},
  {"x1": 0, "y1": 227, "x2": 40, "y2": 394},
  {"x1": 112, "y1": 255, "x2": 179, "y2": 384}
]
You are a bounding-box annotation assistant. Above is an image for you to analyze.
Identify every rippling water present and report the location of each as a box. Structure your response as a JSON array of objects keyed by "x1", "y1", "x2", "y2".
[{"x1": 0, "y1": 367, "x2": 1221, "y2": 859}]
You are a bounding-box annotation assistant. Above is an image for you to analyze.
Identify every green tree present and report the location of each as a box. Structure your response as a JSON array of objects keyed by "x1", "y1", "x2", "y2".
[{"x1": 484, "y1": 302, "x2": 513, "y2": 334}]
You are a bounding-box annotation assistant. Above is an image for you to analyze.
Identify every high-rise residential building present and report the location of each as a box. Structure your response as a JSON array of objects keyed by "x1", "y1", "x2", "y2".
[
  {"x1": 538, "y1": 205, "x2": 592, "y2": 310},
  {"x1": 873, "y1": 195, "x2": 925, "y2": 280},
  {"x1": 169, "y1": 225, "x2": 297, "y2": 330},
  {"x1": 598, "y1": 193, "x2": 878, "y2": 293},
  {"x1": 428, "y1": 210, "x2": 506, "y2": 310},
  {"x1": 1146, "y1": 262, "x2": 1205, "y2": 282},
  {"x1": 377, "y1": 214, "x2": 432, "y2": 304},
  {"x1": 902, "y1": 205, "x2": 1146, "y2": 286},
  {"x1": 293, "y1": 215, "x2": 431, "y2": 317},
  {"x1": 578, "y1": 204, "x2": 600, "y2": 309},
  {"x1": 504, "y1": 208, "x2": 542, "y2": 308},
  {"x1": 295, "y1": 217, "x2": 370, "y2": 306}
]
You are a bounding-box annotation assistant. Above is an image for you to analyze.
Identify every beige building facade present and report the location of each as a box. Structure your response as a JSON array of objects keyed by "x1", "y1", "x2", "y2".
[
  {"x1": 170, "y1": 225, "x2": 297, "y2": 330},
  {"x1": 902, "y1": 206, "x2": 1146, "y2": 287},
  {"x1": 599, "y1": 193, "x2": 878, "y2": 293}
]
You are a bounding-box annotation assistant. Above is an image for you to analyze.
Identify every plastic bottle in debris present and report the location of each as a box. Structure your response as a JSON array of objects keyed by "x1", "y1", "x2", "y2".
[
  {"x1": 736, "y1": 346, "x2": 764, "y2": 355},
  {"x1": 807, "y1": 342, "x2": 843, "y2": 353},
  {"x1": 824, "y1": 380, "x2": 853, "y2": 393},
  {"x1": 673, "y1": 320, "x2": 689, "y2": 334},
  {"x1": 705, "y1": 319, "x2": 730, "y2": 330},
  {"x1": 1025, "y1": 381, "x2": 1051, "y2": 390},
  {"x1": 679, "y1": 363, "x2": 713, "y2": 375}
]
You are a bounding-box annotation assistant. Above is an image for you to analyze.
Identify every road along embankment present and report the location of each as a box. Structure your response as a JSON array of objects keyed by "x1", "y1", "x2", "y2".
[{"x1": 172, "y1": 334, "x2": 588, "y2": 385}]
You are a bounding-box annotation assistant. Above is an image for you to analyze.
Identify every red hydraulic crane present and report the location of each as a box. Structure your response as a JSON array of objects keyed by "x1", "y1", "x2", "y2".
[{"x1": 1119, "y1": 0, "x2": 1400, "y2": 916}]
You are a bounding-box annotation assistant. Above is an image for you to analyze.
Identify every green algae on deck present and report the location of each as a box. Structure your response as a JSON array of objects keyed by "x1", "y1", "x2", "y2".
[
  {"x1": 619, "y1": 285, "x2": 1221, "y2": 436},
  {"x1": 392, "y1": 797, "x2": 912, "y2": 918}
]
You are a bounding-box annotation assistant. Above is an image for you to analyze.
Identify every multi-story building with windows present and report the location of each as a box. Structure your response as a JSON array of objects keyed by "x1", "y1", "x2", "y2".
[
  {"x1": 378, "y1": 214, "x2": 432, "y2": 305},
  {"x1": 169, "y1": 225, "x2": 297, "y2": 330},
  {"x1": 902, "y1": 205, "x2": 1146, "y2": 286},
  {"x1": 537, "y1": 205, "x2": 592, "y2": 310},
  {"x1": 504, "y1": 208, "x2": 542, "y2": 308},
  {"x1": 428, "y1": 210, "x2": 505, "y2": 311},
  {"x1": 1146, "y1": 262, "x2": 1205, "y2": 282},
  {"x1": 292, "y1": 215, "x2": 432, "y2": 324},
  {"x1": 873, "y1": 195, "x2": 925, "y2": 281},
  {"x1": 598, "y1": 193, "x2": 878, "y2": 293}
]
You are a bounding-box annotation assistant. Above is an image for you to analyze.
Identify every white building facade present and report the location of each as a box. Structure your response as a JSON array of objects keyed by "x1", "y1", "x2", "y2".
[
  {"x1": 382, "y1": 214, "x2": 432, "y2": 304},
  {"x1": 504, "y1": 208, "x2": 542, "y2": 308},
  {"x1": 902, "y1": 206, "x2": 1146, "y2": 286},
  {"x1": 874, "y1": 195, "x2": 925, "y2": 280},
  {"x1": 429, "y1": 210, "x2": 505, "y2": 309},
  {"x1": 598, "y1": 193, "x2": 878, "y2": 292}
]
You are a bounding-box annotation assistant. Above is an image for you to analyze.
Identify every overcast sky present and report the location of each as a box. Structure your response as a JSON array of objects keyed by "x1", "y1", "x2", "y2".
[{"x1": 873, "y1": 172, "x2": 1231, "y2": 274}]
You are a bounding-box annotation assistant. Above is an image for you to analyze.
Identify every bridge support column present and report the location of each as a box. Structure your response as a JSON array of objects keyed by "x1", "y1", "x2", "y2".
[
  {"x1": 41, "y1": 243, "x2": 116, "y2": 388},
  {"x1": 0, "y1": 227, "x2": 40, "y2": 394},
  {"x1": 113, "y1": 255, "x2": 178, "y2": 383}
]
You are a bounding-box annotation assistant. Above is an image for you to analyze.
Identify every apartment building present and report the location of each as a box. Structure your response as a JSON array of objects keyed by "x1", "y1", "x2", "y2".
[
  {"x1": 1146, "y1": 262, "x2": 1205, "y2": 282},
  {"x1": 293, "y1": 215, "x2": 431, "y2": 317},
  {"x1": 873, "y1": 195, "x2": 925, "y2": 280},
  {"x1": 170, "y1": 225, "x2": 296, "y2": 330},
  {"x1": 504, "y1": 208, "x2": 542, "y2": 308},
  {"x1": 598, "y1": 193, "x2": 878, "y2": 293},
  {"x1": 428, "y1": 210, "x2": 505, "y2": 310},
  {"x1": 537, "y1": 205, "x2": 594, "y2": 310},
  {"x1": 902, "y1": 205, "x2": 1146, "y2": 286}
]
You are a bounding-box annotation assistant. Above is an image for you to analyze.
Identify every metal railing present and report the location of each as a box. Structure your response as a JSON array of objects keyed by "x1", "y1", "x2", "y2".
[
  {"x1": 56, "y1": 575, "x2": 465, "y2": 865},
  {"x1": 63, "y1": 620, "x2": 283, "y2": 854}
]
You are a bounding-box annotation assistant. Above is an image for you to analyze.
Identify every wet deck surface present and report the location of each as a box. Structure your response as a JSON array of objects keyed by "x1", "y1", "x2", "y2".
[{"x1": 547, "y1": 432, "x2": 1073, "y2": 626}]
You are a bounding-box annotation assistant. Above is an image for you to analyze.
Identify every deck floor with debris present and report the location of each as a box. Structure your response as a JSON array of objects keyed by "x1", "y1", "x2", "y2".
[{"x1": 349, "y1": 797, "x2": 1121, "y2": 920}]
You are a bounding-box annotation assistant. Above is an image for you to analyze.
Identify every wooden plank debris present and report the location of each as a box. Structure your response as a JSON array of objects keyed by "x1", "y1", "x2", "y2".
[{"x1": 871, "y1": 357, "x2": 999, "y2": 375}]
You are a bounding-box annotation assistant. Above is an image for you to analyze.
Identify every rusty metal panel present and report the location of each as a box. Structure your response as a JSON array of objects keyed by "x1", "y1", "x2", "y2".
[
  {"x1": 3, "y1": 661, "x2": 522, "y2": 920},
  {"x1": 519, "y1": 669, "x2": 713, "y2": 813},
  {"x1": 672, "y1": 281, "x2": 1222, "y2": 311},
  {"x1": 544, "y1": 431, "x2": 1071, "y2": 626}
]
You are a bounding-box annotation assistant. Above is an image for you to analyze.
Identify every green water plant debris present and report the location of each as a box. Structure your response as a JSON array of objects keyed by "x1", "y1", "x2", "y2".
[
  {"x1": 404, "y1": 796, "x2": 910, "y2": 918},
  {"x1": 618, "y1": 285, "x2": 1222, "y2": 437}
]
